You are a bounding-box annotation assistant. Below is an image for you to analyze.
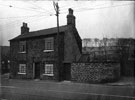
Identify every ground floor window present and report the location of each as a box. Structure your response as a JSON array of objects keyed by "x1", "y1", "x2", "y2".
[
  {"x1": 44, "y1": 64, "x2": 54, "y2": 76},
  {"x1": 18, "y1": 64, "x2": 26, "y2": 74}
]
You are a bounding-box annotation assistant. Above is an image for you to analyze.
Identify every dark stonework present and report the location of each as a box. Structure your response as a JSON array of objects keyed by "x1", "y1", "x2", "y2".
[
  {"x1": 64, "y1": 26, "x2": 82, "y2": 63},
  {"x1": 10, "y1": 34, "x2": 65, "y2": 80},
  {"x1": 10, "y1": 26, "x2": 82, "y2": 81},
  {"x1": 71, "y1": 63, "x2": 120, "y2": 83}
]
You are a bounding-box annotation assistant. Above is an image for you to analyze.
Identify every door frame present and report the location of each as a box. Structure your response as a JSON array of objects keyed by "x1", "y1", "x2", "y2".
[
  {"x1": 33, "y1": 62, "x2": 40, "y2": 79},
  {"x1": 63, "y1": 63, "x2": 71, "y2": 81},
  {"x1": 33, "y1": 63, "x2": 35, "y2": 79}
]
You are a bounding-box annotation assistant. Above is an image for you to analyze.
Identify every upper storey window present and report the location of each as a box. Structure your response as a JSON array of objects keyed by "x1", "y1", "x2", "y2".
[
  {"x1": 44, "y1": 37, "x2": 54, "y2": 52},
  {"x1": 19, "y1": 41, "x2": 26, "y2": 53}
]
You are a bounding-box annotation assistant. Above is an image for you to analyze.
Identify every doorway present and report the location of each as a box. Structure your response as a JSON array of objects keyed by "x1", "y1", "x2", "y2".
[
  {"x1": 63, "y1": 63, "x2": 71, "y2": 80},
  {"x1": 34, "y1": 62, "x2": 40, "y2": 79}
]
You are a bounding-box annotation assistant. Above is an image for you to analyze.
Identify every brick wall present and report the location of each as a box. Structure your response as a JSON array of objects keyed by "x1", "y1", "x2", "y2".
[{"x1": 71, "y1": 63, "x2": 120, "y2": 83}]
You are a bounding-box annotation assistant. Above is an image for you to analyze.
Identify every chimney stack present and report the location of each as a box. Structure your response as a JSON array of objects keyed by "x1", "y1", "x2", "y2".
[
  {"x1": 67, "y1": 8, "x2": 76, "y2": 27},
  {"x1": 21, "y1": 22, "x2": 29, "y2": 35}
]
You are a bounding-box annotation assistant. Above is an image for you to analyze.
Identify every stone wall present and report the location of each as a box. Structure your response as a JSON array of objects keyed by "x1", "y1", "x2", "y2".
[
  {"x1": 71, "y1": 63, "x2": 120, "y2": 83},
  {"x1": 10, "y1": 33, "x2": 64, "y2": 81},
  {"x1": 64, "y1": 26, "x2": 82, "y2": 63}
]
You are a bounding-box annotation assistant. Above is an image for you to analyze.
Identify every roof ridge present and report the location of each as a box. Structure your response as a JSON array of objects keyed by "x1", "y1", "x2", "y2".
[
  {"x1": 10, "y1": 25, "x2": 68, "y2": 41},
  {"x1": 29, "y1": 25, "x2": 67, "y2": 33}
]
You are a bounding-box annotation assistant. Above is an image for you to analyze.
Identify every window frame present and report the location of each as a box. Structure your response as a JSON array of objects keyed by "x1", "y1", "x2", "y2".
[
  {"x1": 43, "y1": 63, "x2": 54, "y2": 76},
  {"x1": 18, "y1": 64, "x2": 26, "y2": 74},
  {"x1": 44, "y1": 37, "x2": 54, "y2": 52},
  {"x1": 19, "y1": 41, "x2": 26, "y2": 53}
]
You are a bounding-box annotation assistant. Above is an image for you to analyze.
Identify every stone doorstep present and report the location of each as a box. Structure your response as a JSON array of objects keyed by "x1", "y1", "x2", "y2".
[
  {"x1": 62, "y1": 81, "x2": 71, "y2": 83},
  {"x1": 34, "y1": 79, "x2": 40, "y2": 81}
]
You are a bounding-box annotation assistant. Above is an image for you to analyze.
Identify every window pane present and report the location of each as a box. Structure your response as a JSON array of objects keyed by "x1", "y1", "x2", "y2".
[
  {"x1": 19, "y1": 64, "x2": 26, "y2": 73},
  {"x1": 45, "y1": 38, "x2": 54, "y2": 50},
  {"x1": 20, "y1": 41, "x2": 26, "y2": 52},
  {"x1": 51, "y1": 66, "x2": 53, "y2": 74},
  {"x1": 45, "y1": 64, "x2": 53, "y2": 74}
]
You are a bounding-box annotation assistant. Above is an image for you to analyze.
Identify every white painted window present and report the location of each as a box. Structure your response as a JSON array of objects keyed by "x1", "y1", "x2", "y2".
[
  {"x1": 44, "y1": 64, "x2": 54, "y2": 76},
  {"x1": 18, "y1": 64, "x2": 26, "y2": 74},
  {"x1": 44, "y1": 37, "x2": 54, "y2": 52}
]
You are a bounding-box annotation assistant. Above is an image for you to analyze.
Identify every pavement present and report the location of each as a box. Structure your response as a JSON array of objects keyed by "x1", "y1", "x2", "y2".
[
  {"x1": 106, "y1": 77, "x2": 135, "y2": 86},
  {"x1": 0, "y1": 73, "x2": 135, "y2": 87},
  {"x1": 1, "y1": 73, "x2": 135, "y2": 86},
  {"x1": 0, "y1": 73, "x2": 135, "y2": 100}
]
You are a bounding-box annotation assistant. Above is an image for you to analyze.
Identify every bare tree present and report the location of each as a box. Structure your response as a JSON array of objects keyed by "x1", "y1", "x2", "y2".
[{"x1": 94, "y1": 38, "x2": 99, "y2": 47}]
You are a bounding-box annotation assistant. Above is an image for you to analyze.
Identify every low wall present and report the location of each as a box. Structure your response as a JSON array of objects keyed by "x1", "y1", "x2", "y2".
[{"x1": 71, "y1": 63, "x2": 120, "y2": 83}]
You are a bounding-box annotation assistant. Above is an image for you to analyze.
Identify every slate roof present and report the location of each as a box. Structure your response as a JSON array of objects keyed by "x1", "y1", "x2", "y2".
[{"x1": 10, "y1": 25, "x2": 68, "y2": 41}]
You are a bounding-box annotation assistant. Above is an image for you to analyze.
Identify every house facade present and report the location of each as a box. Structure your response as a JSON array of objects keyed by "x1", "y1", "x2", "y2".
[{"x1": 9, "y1": 8, "x2": 82, "y2": 81}]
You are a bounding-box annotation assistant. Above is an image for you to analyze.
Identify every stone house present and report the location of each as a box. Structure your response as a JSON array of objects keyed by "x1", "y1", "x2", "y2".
[{"x1": 9, "y1": 8, "x2": 82, "y2": 81}]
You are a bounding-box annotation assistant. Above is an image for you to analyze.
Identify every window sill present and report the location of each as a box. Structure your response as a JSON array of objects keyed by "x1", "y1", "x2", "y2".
[
  {"x1": 18, "y1": 52, "x2": 26, "y2": 53},
  {"x1": 43, "y1": 74, "x2": 54, "y2": 76},
  {"x1": 43, "y1": 50, "x2": 54, "y2": 52},
  {"x1": 18, "y1": 72, "x2": 26, "y2": 75}
]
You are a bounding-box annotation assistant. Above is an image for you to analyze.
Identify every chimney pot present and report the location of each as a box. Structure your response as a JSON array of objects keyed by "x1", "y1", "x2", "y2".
[
  {"x1": 69, "y1": 8, "x2": 73, "y2": 15},
  {"x1": 23, "y1": 22, "x2": 27, "y2": 27},
  {"x1": 21, "y1": 22, "x2": 29, "y2": 35},
  {"x1": 67, "y1": 8, "x2": 75, "y2": 26}
]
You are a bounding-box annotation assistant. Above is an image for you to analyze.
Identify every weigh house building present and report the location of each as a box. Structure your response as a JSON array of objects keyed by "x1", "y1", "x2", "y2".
[{"x1": 9, "y1": 8, "x2": 82, "y2": 81}]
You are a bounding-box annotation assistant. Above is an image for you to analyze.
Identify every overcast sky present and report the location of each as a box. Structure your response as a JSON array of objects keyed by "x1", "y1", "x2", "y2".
[{"x1": 0, "y1": 0, "x2": 135, "y2": 46}]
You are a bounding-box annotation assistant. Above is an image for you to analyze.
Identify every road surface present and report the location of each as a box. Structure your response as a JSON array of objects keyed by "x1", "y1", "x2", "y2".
[{"x1": 0, "y1": 74, "x2": 135, "y2": 100}]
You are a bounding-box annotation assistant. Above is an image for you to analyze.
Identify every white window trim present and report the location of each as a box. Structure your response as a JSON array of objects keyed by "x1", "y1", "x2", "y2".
[
  {"x1": 43, "y1": 73, "x2": 54, "y2": 76},
  {"x1": 18, "y1": 64, "x2": 26, "y2": 75},
  {"x1": 44, "y1": 64, "x2": 54, "y2": 76},
  {"x1": 43, "y1": 50, "x2": 54, "y2": 52},
  {"x1": 18, "y1": 51, "x2": 26, "y2": 53},
  {"x1": 18, "y1": 72, "x2": 26, "y2": 75},
  {"x1": 44, "y1": 37, "x2": 54, "y2": 51}
]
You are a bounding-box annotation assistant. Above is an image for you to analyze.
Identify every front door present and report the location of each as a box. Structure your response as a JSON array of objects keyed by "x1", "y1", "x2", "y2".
[
  {"x1": 34, "y1": 62, "x2": 40, "y2": 79},
  {"x1": 63, "y1": 63, "x2": 71, "y2": 80}
]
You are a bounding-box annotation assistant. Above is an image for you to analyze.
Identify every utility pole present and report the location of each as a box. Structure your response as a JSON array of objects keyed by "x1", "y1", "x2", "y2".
[
  {"x1": 53, "y1": 1, "x2": 60, "y2": 36},
  {"x1": 53, "y1": 1, "x2": 61, "y2": 81},
  {"x1": 0, "y1": 46, "x2": 1, "y2": 75}
]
